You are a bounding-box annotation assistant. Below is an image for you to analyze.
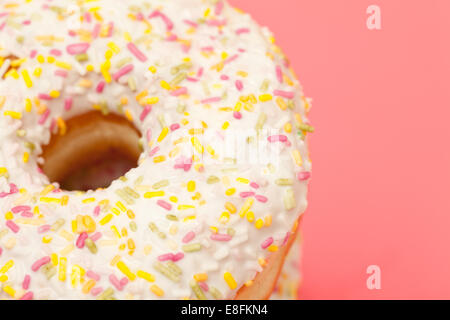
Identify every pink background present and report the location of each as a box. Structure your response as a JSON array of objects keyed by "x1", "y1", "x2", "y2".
[{"x1": 229, "y1": 0, "x2": 450, "y2": 299}]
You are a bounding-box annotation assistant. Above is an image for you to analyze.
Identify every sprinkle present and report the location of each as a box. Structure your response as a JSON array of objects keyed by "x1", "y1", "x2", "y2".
[
  {"x1": 276, "y1": 65, "x2": 283, "y2": 83},
  {"x1": 268, "y1": 135, "x2": 288, "y2": 143},
  {"x1": 201, "y1": 97, "x2": 221, "y2": 104},
  {"x1": 67, "y1": 43, "x2": 90, "y2": 55},
  {"x1": 261, "y1": 237, "x2": 274, "y2": 249},
  {"x1": 127, "y1": 43, "x2": 147, "y2": 62},
  {"x1": 116, "y1": 261, "x2": 136, "y2": 281},
  {"x1": 255, "y1": 195, "x2": 268, "y2": 203},
  {"x1": 6, "y1": 220, "x2": 19, "y2": 233},
  {"x1": 259, "y1": 94, "x2": 273, "y2": 102},
  {"x1": 297, "y1": 171, "x2": 311, "y2": 181},
  {"x1": 157, "y1": 200, "x2": 172, "y2": 211},
  {"x1": 113, "y1": 64, "x2": 134, "y2": 81},
  {"x1": 21, "y1": 70, "x2": 33, "y2": 88},
  {"x1": 31, "y1": 256, "x2": 51, "y2": 272},
  {"x1": 22, "y1": 275, "x2": 31, "y2": 290},
  {"x1": 137, "y1": 270, "x2": 155, "y2": 282},
  {"x1": 190, "y1": 280, "x2": 207, "y2": 300},
  {"x1": 238, "y1": 198, "x2": 254, "y2": 218},
  {"x1": 211, "y1": 233, "x2": 232, "y2": 241},
  {"x1": 150, "y1": 284, "x2": 164, "y2": 297},
  {"x1": 170, "y1": 87, "x2": 188, "y2": 96},
  {"x1": 224, "y1": 272, "x2": 237, "y2": 290},
  {"x1": 240, "y1": 191, "x2": 255, "y2": 198},
  {"x1": 236, "y1": 28, "x2": 250, "y2": 35},
  {"x1": 149, "y1": 10, "x2": 174, "y2": 30},
  {"x1": 153, "y1": 262, "x2": 180, "y2": 282},
  {"x1": 20, "y1": 292, "x2": 33, "y2": 300},
  {"x1": 182, "y1": 231, "x2": 195, "y2": 243},
  {"x1": 283, "y1": 188, "x2": 296, "y2": 210},
  {"x1": 235, "y1": 80, "x2": 243, "y2": 91},
  {"x1": 182, "y1": 243, "x2": 202, "y2": 253},
  {"x1": 140, "y1": 105, "x2": 152, "y2": 121},
  {"x1": 3, "y1": 111, "x2": 22, "y2": 120},
  {"x1": 274, "y1": 90, "x2": 295, "y2": 99}
]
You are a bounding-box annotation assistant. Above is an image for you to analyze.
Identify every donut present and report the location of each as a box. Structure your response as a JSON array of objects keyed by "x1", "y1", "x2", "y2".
[{"x1": 0, "y1": 0, "x2": 313, "y2": 300}]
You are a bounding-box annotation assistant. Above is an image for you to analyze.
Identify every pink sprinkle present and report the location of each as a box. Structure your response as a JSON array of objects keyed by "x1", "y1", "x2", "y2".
[
  {"x1": 186, "y1": 77, "x2": 198, "y2": 82},
  {"x1": 255, "y1": 195, "x2": 268, "y2": 203},
  {"x1": 21, "y1": 211, "x2": 33, "y2": 218},
  {"x1": 93, "y1": 206, "x2": 101, "y2": 217},
  {"x1": 76, "y1": 232, "x2": 88, "y2": 248},
  {"x1": 166, "y1": 34, "x2": 178, "y2": 41},
  {"x1": 38, "y1": 93, "x2": 52, "y2": 101},
  {"x1": 149, "y1": 146, "x2": 160, "y2": 157},
  {"x1": 207, "y1": 19, "x2": 226, "y2": 27},
  {"x1": 297, "y1": 171, "x2": 311, "y2": 181},
  {"x1": 201, "y1": 97, "x2": 221, "y2": 104},
  {"x1": 113, "y1": 64, "x2": 134, "y2": 81},
  {"x1": 54, "y1": 70, "x2": 68, "y2": 78},
  {"x1": 224, "y1": 54, "x2": 239, "y2": 65},
  {"x1": 22, "y1": 275, "x2": 31, "y2": 290},
  {"x1": 146, "y1": 129, "x2": 152, "y2": 142},
  {"x1": 174, "y1": 156, "x2": 192, "y2": 172},
  {"x1": 276, "y1": 66, "x2": 283, "y2": 83},
  {"x1": 107, "y1": 22, "x2": 114, "y2": 37},
  {"x1": 20, "y1": 292, "x2": 33, "y2": 300},
  {"x1": 250, "y1": 182, "x2": 260, "y2": 189},
  {"x1": 30, "y1": 50, "x2": 37, "y2": 59},
  {"x1": 50, "y1": 49, "x2": 62, "y2": 56},
  {"x1": 0, "y1": 12, "x2": 9, "y2": 18},
  {"x1": 127, "y1": 42, "x2": 147, "y2": 62},
  {"x1": 261, "y1": 237, "x2": 274, "y2": 249},
  {"x1": 92, "y1": 24, "x2": 101, "y2": 38},
  {"x1": 11, "y1": 205, "x2": 30, "y2": 214},
  {"x1": 6, "y1": 220, "x2": 19, "y2": 233},
  {"x1": 199, "y1": 282, "x2": 209, "y2": 292},
  {"x1": 64, "y1": 97, "x2": 73, "y2": 111},
  {"x1": 220, "y1": 75, "x2": 229, "y2": 80},
  {"x1": 109, "y1": 274, "x2": 123, "y2": 291},
  {"x1": 120, "y1": 277, "x2": 128, "y2": 287},
  {"x1": 268, "y1": 135, "x2": 288, "y2": 143},
  {"x1": 211, "y1": 233, "x2": 232, "y2": 241},
  {"x1": 158, "y1": 253, "x2": 174, "y2": 262},
  {"x1": 31, "y1": 256, "x2": 51, "y2": 272},
  {"x1": 170, "y1": 123, "x2": 180, "y2": 131},
  {"x1": 87, "y1": 270, "x2": 101, "y2": 281},
  {"x1": 240, "y1": 192, "x2": 255, "y2": 198},
  {"x1": 233, "y1": 111, "x2": 242, "y2": 119},
  {"x1": 197, "y1": 67, "x2": 204, "y2": 77},
  {"x1": 90, "y1": 232, "x2": 102, "y2": 242},
  {"x1": 136, "y1": 12, "x2": 144, "y2": 21},
  {"x1": 91, "y1": 287, "x2": 102, "y2": 296},
  {"x1": 10, "y1": 184, "x2": 19, "y2": 194},
  {"x1": 68, "y1": 30, "x2": 77, "y2": 37},
  {"x1": 84, "y1": 12, "x2": 92, "y2": 23},
  {"x1": 140, "y1": 105, "x2": 152, "y2": 122},
  {"x1": 0, "y1": 22, "x2": 6, "y2": 31},
  {"x1": 183, "y1": 20, "x2": 198, "y2": 28},
  {"x1": 66, "y1": 43, "x2": 90, "y2": 55},
  {"x1": 149, "y1": 10, "x2": 174, "y2": 30},
  {"x1": 201, "y1": 46, "x2": 214, "y2": 52},
  {"x1": 235, "y1": 80, "x2": 243, "y2": 91},
  {"x1": 38, "y1": 225, "x2": 51, "y2": 233},
  {"x1": 0, "y1": 247, "x2": 2, "y2": 256},
  {"x1": 170, "y1": 87, "x2": 188, "y2": 96},
  {"x1": 96, "y1": 81, "x2": 106, "y2": 93},
  {"x1": 236, "y1": 28, "x2": 250, "y2": 35},
  {"x1": 157, "y1": 200, "x2": 172, "y2": 211},
  {"x1": 38, "y1": 109, "x2": 50, "y2": 125},
  {"x1": 173, "y1": 252, "x2": 184, "y2": 262},
  {"x1": 22, "y1": 20, "x2": 31, "y2": 25},
  {"x1": 273, "y1": 90, "x2": 295, "y2": 99},
  {"x1": 182, "y1": 231, "x2": 195, "y2": 243},
  {"x1": 215, "y1": 1, "x2": 224, "y2": 15}
]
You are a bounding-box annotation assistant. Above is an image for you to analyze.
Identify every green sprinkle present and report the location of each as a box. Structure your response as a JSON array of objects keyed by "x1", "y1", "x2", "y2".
[
  {"x1": 182, "y1": 243, "x2": 202, "y2": 253},
  {"x1": 207, "y1": 176, "x2": 220, "y2": 184},
  {"x1": 166, "y1": 261, "x2": 182, "y2": 276},
  {"x1": 154, "y1": 262, "x2": 180, "y2": 282},
  {"x1": 97, "y1": 287, "x2": 115, "y2": 300},
  {"x1": 85, "y1": 238, "x2": 98, "y2": 254},
  {"x1": 190, "y1": 280, "x2": 207, "y2": 300},
  {"x1": 152, "y1": 180, "x2": 169, "y2": 189},
  {"x1": 210, "y1": 287, "x2": 223, "y2": 300},
  {"x1": 275, "y1": 178, "x2": 294, "y2": 186}
]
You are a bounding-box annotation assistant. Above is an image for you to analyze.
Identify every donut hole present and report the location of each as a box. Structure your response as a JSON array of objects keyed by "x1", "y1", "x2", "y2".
[{"x1": 40, "y1": 111, "x2": 142, "y2": 191}]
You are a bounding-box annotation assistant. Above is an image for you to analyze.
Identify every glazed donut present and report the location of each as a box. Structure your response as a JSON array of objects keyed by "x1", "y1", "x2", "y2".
[{"x1": 0, "y1": 0, "x2": 313, "y2": 300}]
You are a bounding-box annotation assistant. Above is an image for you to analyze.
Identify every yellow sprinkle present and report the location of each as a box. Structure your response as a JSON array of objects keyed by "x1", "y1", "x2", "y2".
[
  {"x1": 187, "y1": 181, "x2": 196, "y2": 192},
  {"x1": 194, "y1": 273, "x2": 208, "y2": 282},
  {"x1": 37, "y1": 55, "x2": 45, "y2": 64},
  {"x1": 225, "y1": 202, "x2": 236, "y2": 214},
  {"x1": 225, "y1": 188, "x2": 236, "y2": 196},
  {"x1": 33, "y1": 67, "x2": 42, "y2": 77},
  {"x1": 0, "y1": 275, "x2": 8, "y2": 282},
  {"x1": 57, "y1": 257, "x2": 67, "y2": 281},
  {"x1": 268, "y1": 245, "x2": 279, "y2": 252},
  {"x1": 51, "y1": 253, "x2": 58, "y2": 266},
  {"x1": 3, "y1": 111, "x2": 22, "y2": 119},
  {"x1": 224, "y1": 272, "x2": 237, "y2": 290},
  {"x1": 191, "y1": 137, "x2": 204, "y2": 154},
  {"x1": 144, "y1": 191, "x2": 165, "y2": 198},
  {"x1": 3, "y1": 285, "x2": 15, "y2": 298},
  {"x1": 111, "y1": 225, "x2": 121, "y2": 239},
  {"x1": 160, "y1": 80, "x2": 171, "y2": 90},
  {"x1": 47, "y1": 56, "x2": 55, "y2": 64},
  {"x1": 136, "y1": 90, "x2": 148, "y2": 102},
  {"x1": 21, "y1": 70, "x2": 33, "y2": 88},
  {"x1": 55, "y1": 61, "x2": 72, "y2": 70},
  {"x1": 105, "y1": 50, "x2": 113, "y2": 60},
  {"x1": 117, "y1": 261, "x2": 136, "y2": 281},
  {"x1": 153, "y1": 155, "x2": 166, "y2": 163},
  {"x1": 107, "y1": 41, "x2": 121, "y2": 54},
  {"x1": 40, "y1": 184, "x2": 55, "y2": 196},
  {"x1": 24, "y1": 98, "x2": 32, "y2": 112},
  {"x1": 149, "y1": 66, "x2": 157, "y2": 74},
  {"x1": 292, "y1": 150, "x2": 303, "y2": 167},
  {"x1": 284, "y1": 122, "x2": 293, "y2": 133},
  {"x1": 150, "y1": 284, "x2": 164, "y2": 297},
  {"x1": 23, "y1": 152, "x2": 29, "y2": 163},
  {"x1": 82, "y1": 279, "x2": 96, "y2": 294},
  {"x1": 236, "y1": 177, "x2": 250, "y2": 184},
  {"x1": 238, "y1": 198, "x2": 254, "y2": 218},
  {"x1": 137, "y1": 270, "x2": 155, "y2": 282},
  {"x1": 276, "y1": 97, "x2": 288, "y2": 110},
  {"x1": 237, "y1": 70, "x2": 248, "y2": 77},
  {"x1": 246, "y1": 211, "x2": 255, "y2": 223},
  {"x1": 145, "y1": 96, "x2": 159, "y2": 105},
  {"x1": 222, "y1": 122, "x2": 230, "y2": 130},
  {"x1": 86, "y1": 64, "x2": 94, "y2": 72},
  {"x1": 5, "y1": 212, "x2": 13, "y2": 220},
  {"x1": 56, "y1": 117, "x2": 67, "y2": 135},
  {"x1": 259, "y1": 94, "x2": 273, "y2": 102},
  {"x1": 220, "y1": 212, "x2": 230, "y2": 223},
  {"x1": 157, "y1": 127, "x2": 169, "y2": 142},
  {"x1": 0, "y1": 260, "x2": 14, "y2": 273},
  {"x1": 99, "y1": 213, "x2": 113, "y2": 225},
  {"x1": 49, "y1": 90, "x2": 60, "y2": 98}
]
